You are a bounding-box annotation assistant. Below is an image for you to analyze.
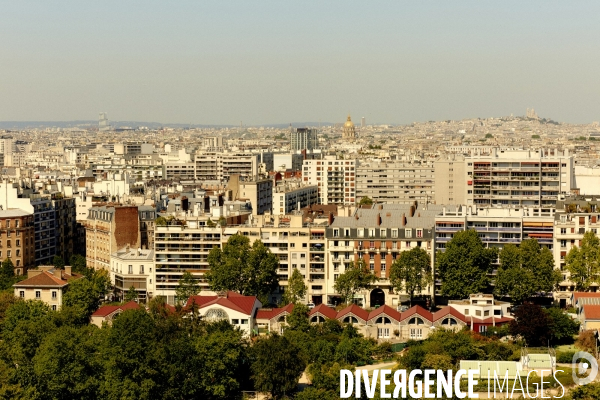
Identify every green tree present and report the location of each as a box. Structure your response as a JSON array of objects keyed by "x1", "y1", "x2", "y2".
[
  {"x1": 0, "y1": 258, "x2": 15, "y2": 290},
  {"x1": 565, "y1": 231, "x2": 600, "y2": 291},
  {"x1": 217, "y1": 216, "x2": 227, "y2": 227},
  {"x1": 52, "y1": 255, "x2": 65, "y2": 269},
  {"x1": 333, "y1": 259, "x2": 378, "y2": 304},
  {"x1": 545, "y1": 307, "x2": 579, "y2": 344},
  {"x1": 282, "y1": 268, "x2": 307, "y2": 304},
  {"x1": 286, "y1": 303, "x2": 310, "y2": 332},
  {"x1": 206, "y1": 234, "x2": 279, "y2": 303},
  {"x1": 389, "y1": 247, "x2": 432, "y2": 306},
  {"x1": 69, "y1": 254, "x2": 90, "y2": 276},
  {"x1": 250, "y1": 335, "x2": 306, "y2": 399},
  {"x1": 495, "y1": 240, "x2": 561, "y2": 304},
  {"x1": 435, "y1": 230, "x2": 498, "y2": 299},
  {"x1": 63, "y1": 270, "x2": 111, "y2": 324},
  {"x1": 33, "y1": 325, "x2": 103, "y2": 399},
  {"x1": 358, "y1": 196, "x2": 373, "y2": 206},
  {"x1": 206, "y1": 218, "x2": 216, "y2": 228},
  {"x1": 175, "y1": 271, "x2": 201, "y2": 305},
  {"x1": 124, "y1": 286, "x2": 138, "y2": 303},
  {"x1": 155, "y1": 216, "x2": 167, "y2": 226}
]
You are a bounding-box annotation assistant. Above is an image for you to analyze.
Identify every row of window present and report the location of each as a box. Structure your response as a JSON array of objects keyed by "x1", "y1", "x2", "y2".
[{"x1": 333, "y1": 228, "x2": 424, "y2": 238}]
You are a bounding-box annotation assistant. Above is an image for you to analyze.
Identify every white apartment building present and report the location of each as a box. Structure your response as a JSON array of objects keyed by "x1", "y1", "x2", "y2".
[
  {"x1": 302, "y1": 156, "x2": 357, "y2": 205},
  {"x1": 465, "y1": 148, "x2": 573, "y2": 210},
  {"x1": 272, "y1": 184, "x2": 318, "y2": 215},
  {"x1": 356, "y1": 160, "x2": 435, "y2": 204},
  {"x1": 194, "y1": 153, "x2": 260, "y2": 181},
  {"x1": 111, "y1": 247, "x2": 154, "y2": 303}
]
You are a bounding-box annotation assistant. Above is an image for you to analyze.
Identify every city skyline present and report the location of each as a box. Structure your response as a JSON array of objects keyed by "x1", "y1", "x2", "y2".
[{"x1": 2, "y1": 1, "x2": 600, "y2": 125}]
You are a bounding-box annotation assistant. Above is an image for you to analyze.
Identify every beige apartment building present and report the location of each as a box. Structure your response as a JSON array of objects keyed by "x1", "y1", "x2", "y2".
[
  {"x1": 84, "y1": 205, "x2": 141, "y2": 270},
  {"x1": 356, "y1": 160, "x2": 435, "y2": 205},
  {"x1": 13, "y1": 266, "x2": 81, "y2": 310},
  {"x1": 433, "y1": 157, "x2": 467, "y2": 205},
  {"x1": 302, "y1": 157, "x2": 358, "y2": 205}
]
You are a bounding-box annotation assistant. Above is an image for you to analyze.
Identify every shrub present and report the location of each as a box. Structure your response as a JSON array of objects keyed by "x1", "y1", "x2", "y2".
[{"x1": 556, "y1": 350, "x2": 576, "y2": 364}]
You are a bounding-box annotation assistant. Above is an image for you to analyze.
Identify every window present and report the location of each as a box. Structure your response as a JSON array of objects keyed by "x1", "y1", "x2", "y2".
[
  {"x1": 357, "y1": 229, "x2": 364, "y2": 237},
  {"x1": 5, "y1": 220, "x2": 9, "y2": 228},
  {"x1": 381, "y1": 263, "x2": 386, "y2": 272},
  {"x1": 370, "y1": 263, "x2": 375, "y2": 271},
  {"x1": 35, "y1": 291, "x2": 41, "y2": 299},
  {"x1": 391, "y1": 229, "x2": 398, "y2": 238},
  {"x1": 484, "y1": 310, "x2": 490, "y2": 317},
  {"x1": 344, "y1": 229, "x2": 350, "y2": 237},
  {"x1": 241, "y1": 319, "x2": 248, "y2": 324},
  {"x1": 416, "y1": 229, "x2": 423, "y2": 238},
  {"x1": 139, "y1": 265, "x2": 144, "y2": 274},
  {"x1": 16, "y1": 240, "x2": 20, "y2": 246},
  {"x1": 560, "y1": 228, "x2": 567, "y2": 234},
  {"x1": 464, "y1": 309, "x2": 469, "y2": 315},
  {"x1": 561, "y1": 240, "x2": 567, "y2": 248},
  {"x1": 408, "y1": 317, "x2": 424, "y2": 325},
  {"x1": 52, "y1": 291, "x2": 57, "y2": 299},
  {"x1": 232, "y1": 319, "x2": 239, "y2": 324},
  {"x1": 52, "y1": 305, "x2": 57, "y2": 311},
  {"x1": 380, "y1": 229, "x2": 386, "y2": 238},
  {"x1": 405, "y1": 229, "x2": 412, "y2": 238},
  {"x1": 333, "y1": 229, "x2": 339, "y2": 237},
  {"x1": 441, "y1": 318, "x2": 457, "y2": 326},
  {"x1": 410, "y1": 328, "x2": 423, "y2": 339},
  {"x1": 369, "y1": 241, "x2": 375, "y2": 249},
  {"x1": 128, "y1": 265, "x2": 133, "y2": 274},
  {"x1": 7, "y1": 250, "x2": 10, "y2": 258},
  {"x1": 369, "y1": 229, "x2": 376, "y2": 238},
  {"x1": 16, "y1": 250, "x2": 20, "y2": 257},
  {"x1": 405, "y1": 241, "x2": 411, "y2": 248},
  {"x1": 378, "y1": 328, "x2": 390, "y2": 338},
  {"x1": 19, "y1": 291, "x2": 24, "y2": 298},
  {"x1": 479, "y1": 326, "x2": 487, "y2": 333}
]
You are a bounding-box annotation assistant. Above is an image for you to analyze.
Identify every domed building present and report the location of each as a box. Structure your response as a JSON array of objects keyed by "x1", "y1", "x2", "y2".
[{"x1": 342, "y1": 114, "x2": 356, "y2": 141}]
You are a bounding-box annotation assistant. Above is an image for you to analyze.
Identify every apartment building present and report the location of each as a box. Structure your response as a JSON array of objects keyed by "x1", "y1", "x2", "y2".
[
  {"x1": 113, "y1": 142, "x2": 153, "y2": 155},
  {"x1": 356, "y1": 160, "x2": 435, "y2": 204},
  {"x1": 51, "y1": 194, "x2": 77, "y2": 262},
  {"x1": 84, "y1": 205, "x2": 141, "y2": 270},
  {"x1": 302, "y1": 157, "x2": 358, "y2": 205},
  {"x1": 138, "y1": 205, "x2": 156, "y2": 249},
  {"x1": 228, "y1": 175, "x2": 273, "y2": 215},
  {"x1": 466, "y1": 148, "x2": 573, "y2": 210},
  {"x1": 111, "y1": 247, "x2": 154, "y2": 303},
  {"x1": 272, "y1": 184, "x2": 318, "y2": 215},
  {"x1": 553, "y1": 197, "x2": 600, "y2": 306},
  {"x1": 0, "y1": 209, "x2": 35, "y2": 275},
  {"x1": 290, "y1": 128, "x2": 318, "y2": 152},
  {"x1": 194, "y1": 153, "x2": 260, "y2": 181},
  {"x1": 164, "y1": 161, "x2": 196, "y2": 180},
  {"x1": 326, "y1": 203, "x2": 436, "y2": 307},
  {"x1": 0, "y1": 184, "x2": 57, "y2": 265},
  {"x1": 433, "y1": 157, "x2": 467, "y2": 205}
]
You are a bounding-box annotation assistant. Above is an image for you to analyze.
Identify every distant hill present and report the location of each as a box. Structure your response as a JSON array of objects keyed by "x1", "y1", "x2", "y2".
[{"x1": 0, "y1": 121, "x2": 335, "y2": 130}]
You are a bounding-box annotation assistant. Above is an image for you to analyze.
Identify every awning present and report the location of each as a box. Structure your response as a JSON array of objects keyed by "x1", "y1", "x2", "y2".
[
  {"x1": 224, "y1": 228, "x2": 239, "y2": 235},
  {"x1": 311, "y1": 230, "x2": 325, "y2": 234}
]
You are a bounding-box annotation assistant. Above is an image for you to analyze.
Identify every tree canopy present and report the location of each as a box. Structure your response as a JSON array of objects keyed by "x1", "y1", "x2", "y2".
[
  {"x1": 389, "y1": 247, "x2": 432, "y2": 306},
  {"x1": 435, "y1": 230, "x2": 498, "y2": 299},
  {"x1": 495, "y1": 239, "x2": 561, "y2": 304},
  {"x1": 175, "y1": 271, "x2": 201, "y2": 305},
  {"x1": 565, "y1": 231, "x2": 600, "y2": 291},
  {"x1": 206, "y1": 234, "x2": 279, "y2": 304},
  {"x1": 358, "y1": 196, "x2": 373, "y2": 206},
  {"x1": 282, "y1": 268, "x2": 307, "y2": 305}
]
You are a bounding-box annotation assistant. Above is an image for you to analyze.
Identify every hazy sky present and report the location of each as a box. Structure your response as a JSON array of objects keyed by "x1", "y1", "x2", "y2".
[{"x1": 1, "y1": 1, "x2": 599, "y2": 125}]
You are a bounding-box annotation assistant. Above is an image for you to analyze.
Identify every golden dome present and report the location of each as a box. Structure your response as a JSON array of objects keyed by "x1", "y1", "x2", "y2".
[{"x1": 344, "y1": 114, "x2": 354, "y2": 128}]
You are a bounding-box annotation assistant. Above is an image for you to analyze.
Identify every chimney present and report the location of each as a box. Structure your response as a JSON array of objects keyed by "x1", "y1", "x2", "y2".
[
  {"x1": 53, "y1": 269, "x2": 62, "y2": 280},
  {"x1": 328, "y1": 212, "x2": 334, "y2": 225},
  {"x1": 376, "y1": 213, "x2": 381, "y2": 226},
  {"x1": 355, "y1": 213, "x2": 359, "y2": 220},
  {"x1": 410, "y1": 205, "x2": 416, "y2": 217},
  {"x1": 401, "y1": 213, "x2": 406, "y2": 226},
  {"x1": 378, "y1": 204, "x2": 383, "y2": 210},
  {"x1": 28, "y1": 269, "x2": 42, "y2": 278},
  {"x1": 65, "y1": 266, "x2": 72, "y2": 276}
]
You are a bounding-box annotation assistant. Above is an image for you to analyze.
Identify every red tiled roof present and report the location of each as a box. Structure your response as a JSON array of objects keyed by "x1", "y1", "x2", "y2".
[
  {"x1": 399, "y1": 305, "x2": 433, "y2": 322},
  {"x1": 13, "y1": 270, "x2": 78, "y2": 287},
  {"x1": 256, "y1": 303, "x2": 294, "y2": 320},
  {"x1": 573, "y1": 292, "x2": 600, "y2": 303},
  {"x1": 186, "y1": 291, "x2": 259, "y2": 315},
  {"x1": 309, "y1": 303, "x2": 338, "y2": 320},
  {"x1": 432, "y1": 306, "x2": 467, "y2": 323},
  {"x1": 367, "y1": 305, "x2": 402, "y2": 323},
  {"x1": 583, "y1": 304, "x2": 600, "y2": 320},
  {"x1": 336, "y1": 304, "x2": 369, "y2": 322},
  {"x1": 91, "y1": 301, "x2": 141, "y2": 317}
]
